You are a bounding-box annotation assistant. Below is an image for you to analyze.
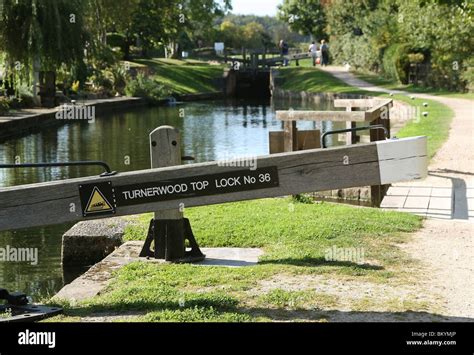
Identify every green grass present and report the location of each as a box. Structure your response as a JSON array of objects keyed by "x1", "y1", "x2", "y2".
[
  {"x1": 389, "y1": 95, "x2": 453, "y2": 159},
  {"x1": 278, "y1": 65, "x2": 373, "y2": 96},
  {"x1": 130, "y1": 58, "x2": 224, "y2": 95},
  {"x1": 49, "y1": 199, "x2": 424, "y2": 322},
  {"x1": 124, "y1": 199, "x2": 422, "y2": 267},
  {"x1": 353, "y1": 70, "x2": 474, "y2": 100}
]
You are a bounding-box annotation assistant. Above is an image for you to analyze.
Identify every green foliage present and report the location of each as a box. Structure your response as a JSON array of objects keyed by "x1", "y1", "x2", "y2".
[
  {"x1": 125, "y1": 73, "x2": 171, "y2": 103},
  {"x1": 460, "y1": 57, "x2": 474, "y2": 92},
  {"x1": 0, "y1": 0, "x2": 89, "y2": 70},
  {"x1": 408, "y1": 53, "x2": 425, "y2": 64},
  {"x1": 324, "y1": 0, "x2": 474, "y2": 91},
  {"x1": 396, "y1": 0, "x2": 473, "y2": 91},
  {"x1": 143, "y1": 307, "x2": 252, "y2": 322},
  {"x1": 106, "y1": 33, "x2": 127, "y2": 51},
  {"x1": 382, "y1": 44, "x2": 410, "y2": 84},
  {"x1": 71, "y1": 81, "x2": 80, "y2": 93},
  {"x1": 0, "y1": 97, "x2": 10, "y2": 114},
  {"x1": 330, "y1": 32, "x2": 380, "y2": 71},
  {"x1": 109, "y1": 65, "x2": 129, "y2": 94},
  {"x1": 89, "y1": 70, "x2": 113, "y2": 92},
  {"x1": 217, "y1": 14, "x2": 307, "y2": 48},
  {"x1": 277, "y1": 0, "x2": 326, "y2": 39},
  {"x1": 292, "y1": 194, "x2": 314, "y2": 204},
  {"x1": 325, "y1": 0, "x2": 396, "y2": 72}
]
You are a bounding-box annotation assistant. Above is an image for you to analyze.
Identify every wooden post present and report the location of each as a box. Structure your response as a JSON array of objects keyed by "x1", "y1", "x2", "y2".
[
  {"x1": 369, "y1": 103, "x2": 390, "y2": 207},
  {"x1": 345, "y1": 106, "x2": 357, "y2": 145},
  {"x1": 283, "y1": 121, "x2": 298, "y2": 152},
  {"x1": 283, "y1": 120, "x2": 298, "y2": 198},
  {"x1": 149, "y1": 126, "x2": 184, "y2": 260}
]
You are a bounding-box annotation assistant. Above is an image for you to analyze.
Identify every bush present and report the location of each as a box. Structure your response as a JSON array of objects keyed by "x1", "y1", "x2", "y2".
[
  {"x1": 106, "y1": 33, "x2": 127, "y2": 50},
  {"x1": 329, "y1": 33, "x2": 380, "y2": 71},
  {"x1": 408, "y1": 53, "x2": 425, "y2": 64},
  {"x1": 110, "y1": 65, "x2": 129, "y2": 95},
  {"x1": 125, "y1": 74, "x2": 172, "y2": 103},
  {"x1": 382, "y1": 44, "x2": 410, "y2": 84},
  {"x1": 89, "y1": 69, "x2": 114, "y2": 92},
  {"x1": 0, "y1": 97, "x2": 9, "y2": 114},
  {"x1": 14, "y1": 82, "x2": 35, "y2": 108},
  {"x1": 461, "y1": 57, "x2": 474, "y2": 93}
]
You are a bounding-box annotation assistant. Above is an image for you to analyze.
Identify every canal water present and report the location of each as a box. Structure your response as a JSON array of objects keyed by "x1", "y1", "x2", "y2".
[{"x1": 0, "y1": 97, "x2": 352, "y2": 300}]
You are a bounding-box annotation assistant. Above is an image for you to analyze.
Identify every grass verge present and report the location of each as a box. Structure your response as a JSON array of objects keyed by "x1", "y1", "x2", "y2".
[
  {"x1": 48, "y1": 199, "x2": 425, "y2": 322},
  {"x1": 129, "y1": 58, "x2": 224, "y2": 95},
  {"x1": 353, "y1": 70, "x2": 474, "y2": 100}
]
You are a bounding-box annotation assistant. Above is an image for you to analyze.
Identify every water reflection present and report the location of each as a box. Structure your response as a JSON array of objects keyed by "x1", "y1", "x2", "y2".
[{"x1": 0, "y1": 97, "x2": 346, "y2": 299}]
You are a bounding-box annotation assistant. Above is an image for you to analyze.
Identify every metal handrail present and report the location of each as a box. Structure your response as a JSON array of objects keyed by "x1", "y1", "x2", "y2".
[{"x1": 321, "y1": 124, "x2": 389, "y2": 148}]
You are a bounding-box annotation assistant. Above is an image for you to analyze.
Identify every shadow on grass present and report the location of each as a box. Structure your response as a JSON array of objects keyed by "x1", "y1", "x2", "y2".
[
  {"x1": 259, "y1": 257, "x2": 384, "y2": 270},
  {"x1": 244, "y1": 307, "x2": 474, "y2": 322},
  {"x1": 55, "y1": 296, "x2": 239, "y2": 318},
  {"x1": 55, "y1": 302, "x2": 473, "y2": 322}
]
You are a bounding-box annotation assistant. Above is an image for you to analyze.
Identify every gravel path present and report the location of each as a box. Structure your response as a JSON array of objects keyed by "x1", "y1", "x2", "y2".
[{"x1": 320, "y1": 66, "x2": 474, "y2": 319}]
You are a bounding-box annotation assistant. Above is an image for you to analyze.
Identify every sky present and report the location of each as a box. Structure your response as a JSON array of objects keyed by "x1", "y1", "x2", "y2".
[{"x1": 229, "y1": 0, "x2": 283, "y2": 17}]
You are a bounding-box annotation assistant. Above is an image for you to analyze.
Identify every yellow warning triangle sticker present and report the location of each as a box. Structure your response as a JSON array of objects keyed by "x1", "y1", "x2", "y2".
[{"x1": 85, "y1": 186, "x2": 114, "y2": 213}]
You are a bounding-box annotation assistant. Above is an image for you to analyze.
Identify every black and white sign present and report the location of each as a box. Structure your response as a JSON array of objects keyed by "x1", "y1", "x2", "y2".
[{"x1": 115, "y1": 166, "x2": 279, "y2": 207}]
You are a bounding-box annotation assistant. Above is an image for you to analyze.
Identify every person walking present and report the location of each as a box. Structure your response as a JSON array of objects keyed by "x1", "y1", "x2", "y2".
[
  {"x1": 320, "y1": 39, "x2": 329, "y2": 67},
  {"x1": 308, "y1": 41, "x2": 318, "y2": 66},
  {"x1": 279, "y1": 40, "x2": 289, "y2": 67}
]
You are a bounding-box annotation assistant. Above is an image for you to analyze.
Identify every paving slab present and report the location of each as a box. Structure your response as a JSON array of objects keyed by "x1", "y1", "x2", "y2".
[
  {"x1": 380, "y1": 195, "x2": 406, "y2": 208},
  {"x1": 408, "y1": 187, "x2": 432, "y2": 197},
  {"x1": 428, "y1": 197, "x2": 452, "y2": 210},
  {"x1": 431, "y1": 188, "x2": 453, "y2": 197},
  {"x1": 197, "y1": 248, "x2": 263, "y2": 267},
  {"x1": 386, "y1": 187, "x2": 410, "y2": 196},
  {"x1": 404, "y1": 196, "x2": 430, "y2": 209}
]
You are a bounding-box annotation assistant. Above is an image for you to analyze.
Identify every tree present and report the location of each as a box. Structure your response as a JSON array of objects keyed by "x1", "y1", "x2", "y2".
[
  {"x1": 396, "y1": 0, "x2": 474, "y2": 90},
  {"x1": 242, "y1": 22, "x2": 266, "y2": 48},
  {"x1": 0, "y1": 0, "x2": 89, "y2": 70},
  {"x1": 165, "y1": 0, "x2": 232, "y2": 58},
  {"x1": 0, "y1": 0, "x2": 90, "y2": 104},
  {"x1": 325, "y1": 0, "x2": 395, "y2": 71},
  {"x1": 98, "y1": 0, "x2": 140, "y2": 59},
  {"x1": 277, "y1": 0, "x2": 326, "y2": 40},
  {"x1": 219, "y1": 20, "x2": 243, "y2": 49},
  {"x1": 131, "y1": 0, "x2": 170, "y2": 57}
]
